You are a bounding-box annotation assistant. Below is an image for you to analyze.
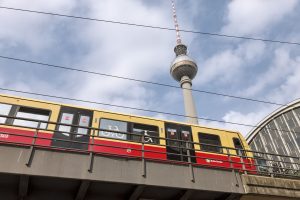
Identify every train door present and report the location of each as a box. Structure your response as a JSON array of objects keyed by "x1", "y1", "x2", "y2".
[
  {"x1": 51, "y1": 106, "x2": 93, "y2": 150},
  {"x1": 165, "y1": 123, "x2": 195, "y2": 162}
]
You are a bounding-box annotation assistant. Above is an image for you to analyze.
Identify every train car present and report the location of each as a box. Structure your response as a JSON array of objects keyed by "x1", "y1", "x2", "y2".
[{"x1": 0, "y1": 94, "x2": 255, "y2": 172}]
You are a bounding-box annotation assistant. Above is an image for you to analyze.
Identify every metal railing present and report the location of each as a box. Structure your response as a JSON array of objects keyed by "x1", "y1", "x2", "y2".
[{"x1": 0, "y1": 114, "x2": 299, "y2": 180}]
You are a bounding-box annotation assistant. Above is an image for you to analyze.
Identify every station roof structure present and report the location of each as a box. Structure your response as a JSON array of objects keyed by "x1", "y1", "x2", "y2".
[{"x1": 246, "y1": 98, "x2": 300, "y2": 157}]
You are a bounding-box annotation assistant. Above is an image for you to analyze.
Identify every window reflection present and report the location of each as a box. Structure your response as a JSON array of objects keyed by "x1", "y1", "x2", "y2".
[
  {"x1": 77, "y1": 115, "x2": 90, "y2": 136},
  {"x1": 167, "y1": 128, "x2": 179, "y2": 148},
  {"x1": 198, "y1": 133, "x2": 222, "y2": 153},
  {"x1": 233, "y1": 138, "x2": 245, "y2": 156},
  {"x1": 0, "y1": 103, "x2": 12, "y2": 124},
  {"x1": 132, "y1": 123, "x2": 159, "y2": 144},
  {"x1": 99, "y1": 119, "x2": 127, "y2": 140},
  {"x1": 13, "y1": 107, "x2": 50, "y2": 129},
  {"x1": 58, "y1": 113, "x2": 74, "y2": 136}
]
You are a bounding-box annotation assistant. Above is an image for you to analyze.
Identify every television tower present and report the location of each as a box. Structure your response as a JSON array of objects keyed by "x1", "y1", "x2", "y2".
[{"x1": 170, "y1": 0, "x2": 198, "y2": 124}]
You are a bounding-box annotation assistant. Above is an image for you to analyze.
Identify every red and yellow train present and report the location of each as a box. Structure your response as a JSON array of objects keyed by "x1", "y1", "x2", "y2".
[{"x1": 0, "y1": 94, "x2": 255, "y2": 171}]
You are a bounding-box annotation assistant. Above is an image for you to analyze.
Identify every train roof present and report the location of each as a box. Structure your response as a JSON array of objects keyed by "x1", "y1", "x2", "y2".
[{"x1": 0, "y1": 93, "x2": 242, "y2": 136}]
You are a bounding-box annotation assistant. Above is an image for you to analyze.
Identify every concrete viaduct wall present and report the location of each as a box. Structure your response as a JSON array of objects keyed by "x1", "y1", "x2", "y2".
[{"x1": 0, "y1": 144, "x2": 299, "y2": 200}]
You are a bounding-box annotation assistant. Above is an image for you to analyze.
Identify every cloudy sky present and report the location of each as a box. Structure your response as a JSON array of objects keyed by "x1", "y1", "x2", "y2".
[{"x1": 0, "y1": 0, "x2": 300, "y2": 136}]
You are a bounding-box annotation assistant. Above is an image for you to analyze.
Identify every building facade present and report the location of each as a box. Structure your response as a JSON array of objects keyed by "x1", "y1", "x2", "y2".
[{"x1": 246, "y1": 99, "x2": 300, "y2": 170}]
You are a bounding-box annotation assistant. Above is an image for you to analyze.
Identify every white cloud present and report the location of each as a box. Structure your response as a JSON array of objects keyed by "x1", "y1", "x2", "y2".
[
  {"x1": 196, "y1": 41, "x2": 265, "y2": 85},
  {"x1": 200, "y1": 105, "x2": 277, "y2": 136},
  {"x1": 198, "y1": 49, "x2": 242, "y2": 84},
  {"x1": 0, "y1": 0, "x2": 200, "y2": 119},
  {"x1": 222, "y1": 0, "x2": 298, "y2": 36},
  {"x1": 208, "y1": 48, "x2": 300, "y2": 136},
  {"x1": 236, "y1": 41, "x2": 265, "y2": 61},
  {"x1": 207, "y1": 0, "x2": 300, "y2": 138},
  {"x1": 267, "y1": 55, "x2": 300, "y2": 104},
  {"x1": 240, "y1": 48, "x2": 299, "y2": 99},
  {"x1": 65, "y1": 0, "x2": 196, "y2": 114},
  {"x1": 222, "y1": 108, "x2": 273, "y2": 135},
  {"x1": 0, "y1": 0, "x2": 76, "y2": 52}
]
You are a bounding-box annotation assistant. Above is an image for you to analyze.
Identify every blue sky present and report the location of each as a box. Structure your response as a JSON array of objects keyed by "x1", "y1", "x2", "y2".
[{"x1": 0, "y1": 0, "x2": 300, "y2": 136}]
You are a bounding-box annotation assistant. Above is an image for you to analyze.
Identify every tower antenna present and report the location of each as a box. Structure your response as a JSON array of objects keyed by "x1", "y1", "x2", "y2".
[{"x1": 171, "y1": 0, "x2": 182, "y2": 45}]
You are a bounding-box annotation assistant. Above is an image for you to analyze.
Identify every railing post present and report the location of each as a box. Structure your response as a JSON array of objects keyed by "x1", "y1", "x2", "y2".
[
  {"x1": 88, "y1": 129, "x2": 95, "y2": 173},
  {"x1": 279, "y1": 158, "x2": 284, "y2": 175},
  {"x1": 267, "y1": 152, "x2": 274, "y2": 178},
  {"x1": 26, "y1": 121, "x2": 41, "y2": 167},
  {"x1": 226, "y1": 148, "x2": 233, "y2": 169},
  {"x1": 296, "y1": 157, "x2": 300, "y2": 176},
  {"x1": 141, "y1": 131, "x2": 146, "y2": 178},
  {"x1": 186, "y1": 141, "x2": 195, "y2": 182},
  {"x1": 227, "y1": 148, "x2": 239, "y2": 187},
  {"x1": 240, "y1": 152, "x2": 247, "y2": 175}
]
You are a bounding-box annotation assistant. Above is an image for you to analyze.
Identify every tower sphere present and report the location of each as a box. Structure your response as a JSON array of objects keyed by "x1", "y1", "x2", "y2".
[{"x1": 170, "y1": 44, "x2": 198, "y2": 82}]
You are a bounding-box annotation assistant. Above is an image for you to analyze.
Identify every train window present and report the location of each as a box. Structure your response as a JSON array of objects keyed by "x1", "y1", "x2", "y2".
[
  {"x1": 181, "y1": 130, "x2": 192, "y2": 149},
  {"x1": 198, "y1": 133, "x2": 222, "y2": 153},
  {"x1": 167, "y1": 128, "x2": 180, "y2": 148},
  {"x1": 99, "y1": 119, "x2": 128, "y2": 140},
  {"x1": 0, "y1": 103, "x2": 12, "y2": 124},
  {"x1": 233, "y1": 138, "x2": 245, "y2": 156},
  {"x1": 77, "y1": 115, "x2": 90, "y2": 136},
  {"x1": 58, "y1": 113, "x2": 74, "y2": 135},
  {"x1": 132, "y1": 123, "x2": 159, "y2": 144},
  {"x1": 13, "y1": 107, "x2": 50, "y2": 129}
]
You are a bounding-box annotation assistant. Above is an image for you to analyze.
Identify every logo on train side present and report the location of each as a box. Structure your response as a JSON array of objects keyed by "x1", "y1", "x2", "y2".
[
  {"x1": 0, "y1": 134, "x2": 9, "y2": 139},
  {"x1": 205, "y1": 159, "x2": 223, "y2": 164}
]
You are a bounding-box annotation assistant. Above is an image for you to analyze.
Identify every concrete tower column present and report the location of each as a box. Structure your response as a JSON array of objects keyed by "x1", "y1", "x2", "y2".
[{"x1": 180, "y1": 76, "x2": 198, "y2": 124}]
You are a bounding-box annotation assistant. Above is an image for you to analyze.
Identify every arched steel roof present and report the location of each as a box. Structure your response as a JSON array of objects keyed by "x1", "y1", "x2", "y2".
[{"x1": 246, "y1": 98, "x2": 300, "y2": 144}]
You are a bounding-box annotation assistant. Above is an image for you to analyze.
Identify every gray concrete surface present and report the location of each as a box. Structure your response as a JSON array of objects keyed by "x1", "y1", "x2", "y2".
[{"x1": 0, "y1": 144, "x2": 299, "y2": 199}]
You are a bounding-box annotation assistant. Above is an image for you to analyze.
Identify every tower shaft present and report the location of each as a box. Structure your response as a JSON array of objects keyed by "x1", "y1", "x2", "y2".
[{"x1": 181, "y1": 76, "x2": 198, "y2": 124}]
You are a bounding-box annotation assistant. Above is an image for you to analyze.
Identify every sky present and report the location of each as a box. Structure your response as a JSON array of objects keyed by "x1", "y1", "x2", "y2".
[{"x1": 0, "y1": 0, "x2": 300, "y2": 136}]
